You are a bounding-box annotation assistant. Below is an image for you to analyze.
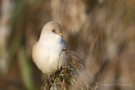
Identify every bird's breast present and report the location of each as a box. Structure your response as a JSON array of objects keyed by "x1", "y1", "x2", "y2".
[{"x1": 32, "y1": 42, "x2": 66, "y2": 74}]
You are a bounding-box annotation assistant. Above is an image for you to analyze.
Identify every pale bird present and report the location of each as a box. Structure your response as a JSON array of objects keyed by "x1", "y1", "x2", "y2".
[{"x1": 32, "y1": 21, "x2": 67, "y2": 74}]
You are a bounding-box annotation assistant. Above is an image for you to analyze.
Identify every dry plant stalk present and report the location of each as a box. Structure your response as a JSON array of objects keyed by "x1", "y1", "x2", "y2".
[
  {"x1": 43, "y1": 49, "x2": 100, "y2": 90},
  {"x1": 43, "y1": 49, "x2": 84, "y2": 90}
]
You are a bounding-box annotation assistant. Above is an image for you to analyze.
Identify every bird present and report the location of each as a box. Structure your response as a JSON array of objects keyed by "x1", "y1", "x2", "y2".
[
  {"x1": 32, "y1": 21, "x2": 86, "y2": 89},
  {"x1": 32, "y1": 21, "x2": 68, "y2": 74}
]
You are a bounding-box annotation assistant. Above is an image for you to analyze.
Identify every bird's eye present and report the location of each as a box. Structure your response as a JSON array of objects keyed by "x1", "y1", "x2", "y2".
[{"x1": 52, "y1": 29, "x2": 56, "y2": 33}]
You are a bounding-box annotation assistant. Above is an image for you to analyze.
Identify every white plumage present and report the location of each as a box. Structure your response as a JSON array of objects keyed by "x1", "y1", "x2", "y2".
[{"x1": 32, "y1": 21, "x2": 67, "y2": 74}]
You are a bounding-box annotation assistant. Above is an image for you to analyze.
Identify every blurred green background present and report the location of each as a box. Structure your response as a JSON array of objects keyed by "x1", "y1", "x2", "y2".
[{"x1": 0, "y1": 0, "x2": 135, "y2": 90}]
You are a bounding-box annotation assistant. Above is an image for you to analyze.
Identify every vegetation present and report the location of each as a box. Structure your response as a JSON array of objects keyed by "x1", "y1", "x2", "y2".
[{"x1": 0, "y1": 0, "x2": 135, "y2": 90}]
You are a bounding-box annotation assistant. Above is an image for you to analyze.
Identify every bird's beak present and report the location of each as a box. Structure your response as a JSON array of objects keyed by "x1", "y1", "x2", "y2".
[{"x1": 57, "y1": 32, "x2": 63, "y2": 36}]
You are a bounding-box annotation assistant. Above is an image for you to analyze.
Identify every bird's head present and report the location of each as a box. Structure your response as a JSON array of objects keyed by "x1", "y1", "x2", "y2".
[{"x1": 39, "y1": 21, "x2": 63, "y2": 43}]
